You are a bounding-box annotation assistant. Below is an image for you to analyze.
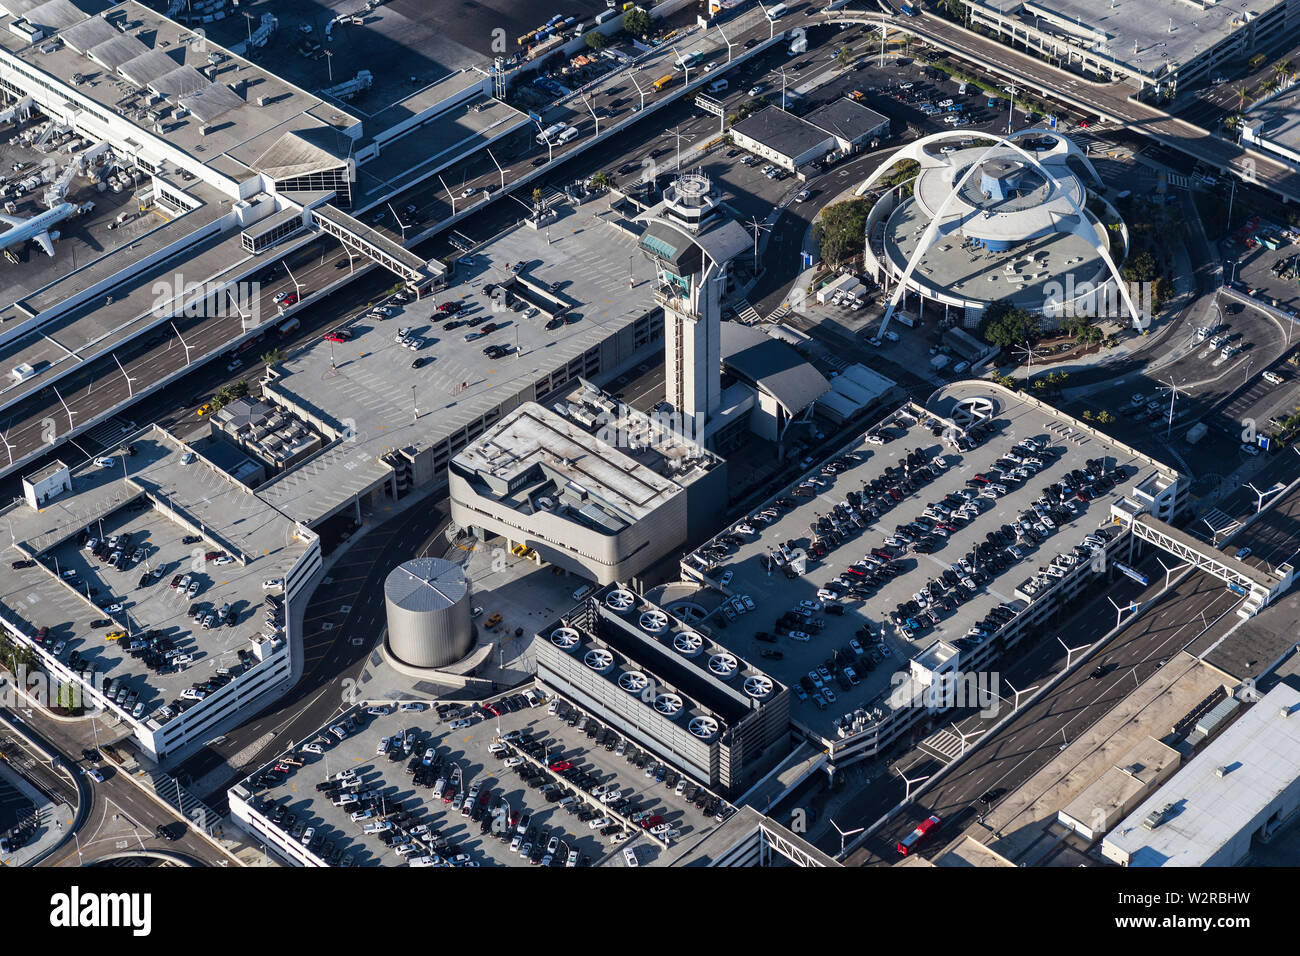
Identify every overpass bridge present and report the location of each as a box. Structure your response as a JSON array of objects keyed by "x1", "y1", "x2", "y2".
[
  {"x1": 309, "y1": 204, "x2": 446, "y2": 289},
  {"x1": 1111, "y1": 508, "x2": 1294, "y2": 620}
]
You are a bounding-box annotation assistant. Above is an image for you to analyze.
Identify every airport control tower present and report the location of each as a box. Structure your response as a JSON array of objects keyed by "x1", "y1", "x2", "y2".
[{"x1": 638, "y1": 172, "x2": 747, "y2": 444}]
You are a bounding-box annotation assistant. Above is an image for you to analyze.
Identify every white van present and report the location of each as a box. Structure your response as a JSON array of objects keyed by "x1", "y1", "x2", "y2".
[
  {"x1": 572, "y1": 583, "x2": 595, "y2": 601},
  {"x1": 707, "y1": 79, "x2": 729, "y2": 94}
]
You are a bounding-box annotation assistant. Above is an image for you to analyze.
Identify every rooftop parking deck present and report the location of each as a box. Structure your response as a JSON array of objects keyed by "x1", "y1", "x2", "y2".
[
  {"x1": 0, "y1": 427, "x2": 309, "y2": 724},
  {"x1": 261, "y1": 202, "x2": 659, "y2": 524},
  {"x1": 680, "y1": 389, "x2": 1177, "y2": 742},
  {"x1": 233, "y1": 688, "x2": 728, "y2": 867}
]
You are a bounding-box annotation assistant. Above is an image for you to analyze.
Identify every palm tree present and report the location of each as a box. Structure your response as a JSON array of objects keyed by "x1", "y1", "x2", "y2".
[
  {"x1": 1235, "y1": 84, "x2": 1250, "y2": 110},
  {"x1": 261, "y1": 347, "x2": 285, "y2": 365},
  {"x1": 836, "y1": 45, "x2": 852, "y2": 71}
]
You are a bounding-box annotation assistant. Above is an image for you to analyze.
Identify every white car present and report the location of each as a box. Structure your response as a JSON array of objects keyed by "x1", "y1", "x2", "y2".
[
  {"x1": 504, "y1": 756, "x2": 524, "y2": 768},
  {"x1": 213, "y1": 555, "x2": 234, "y2": 566},
  {"x1": 366, "y1": 705, "x2": 391, "y2": 716},
  {"x1": 94, "y1": 457, "x2": 116, "y2": 468},
  {"x1": 461, "y1": 186, "x2": 478, "y2": 199},
  {"x1": 262, "y1": 578, "x2": 284, "y2": 590},
  {"x1": 600, "y1": 788, "x2": 623, "y2": 803},
  {"x1": 1242, "y1": 443, "x2": 1262, "y2": 456},
  {"x1": 588, "y1": 816, "x2": 611, "y2": 829},
  {"x1": 794, "y1": 189, "x2": 810, "y2": 202},
  {"x1": 86, "y1": 768, "x2": 104, "y2": 783},
  {"x1": 623, "y1": 846, "x2": 639, "y2": 867},
  {"x1": 749, "y1": 84, "x2": 766, "y2": 96},
  {"x1": 303, "y1": 742, "x2": 325, "y2": 755}
]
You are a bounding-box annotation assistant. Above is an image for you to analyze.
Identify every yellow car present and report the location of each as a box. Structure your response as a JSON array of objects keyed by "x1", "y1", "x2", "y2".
[
  {"x1": 485, "y1": 613, "x2": 503, "y2": 630},
  {"x1": 105, "y1": 630, "x2": 126, "y2": 641},
  {"x1": 197, "y1": 403, "x2": 213, "y2": 417}
]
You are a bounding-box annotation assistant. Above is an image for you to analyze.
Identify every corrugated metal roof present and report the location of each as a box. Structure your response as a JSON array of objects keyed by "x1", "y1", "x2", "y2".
[
  {"x1": 384, "y1": 557, "x2": 469, "y2": 613},
  {"x1": 23, "y1": 0, "x2": 86, "y2": 30}
]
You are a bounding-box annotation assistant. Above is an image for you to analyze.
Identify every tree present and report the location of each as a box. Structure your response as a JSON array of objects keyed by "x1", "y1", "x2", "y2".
[
  {"x1": 261, "y1": 347, "x2": 285, "y2": 365},
  {"x1": 836, "y1": 45, "x2": 853, "y2": 71},
  {"x1": 979, "y1": 300, "x2": 1038, "y2": 348},
  {"x1": 811, "y1": 198, "x2": 874, "y2": 268},
  {"x1": 531, "y1": 187, "x2": 543, "y2": 210},
  {"x1": 1096, "y1": 410, "x2": 1116, "y2": 425},
  {"x1": 590, "y1": 170, "x2": 613, "y2": 189},
  {"x1": 623, "y1": 8, "x2": 653, "y2": 39},
  {"x1": 585, "y1": 30, "x2": 609, "y2": 51}
]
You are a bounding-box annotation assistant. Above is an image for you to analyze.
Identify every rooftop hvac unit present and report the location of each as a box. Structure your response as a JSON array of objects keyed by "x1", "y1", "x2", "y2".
[
  {"x1": 584, "y1": 648, "x2": 613, "y2": 673},
  {"x1": 549, "y1": 627, "x2": 579, "y2": 650},
  {"x1": 689, "y1": 716, "x2": 718, "y2": 740},
  {"x1": 605, "y1": 588, "x2": 635, "y2": 614},
  {"x1": 672, "y1": 631, "x2": 703, "y2": 656},
  {"x1": 653, "y1": 693, "x2": 683, "y2": 718},
  {"x1": 618, "y1": 671, "x2": 648, "y2": 694},
  {"x1": 707, "y1": 653, "x2": 737, "y2": 680},
  {"x1": 257, "y1": 96, "x2": 269, "y2": 107},
  {"x1": 639, "y1": 609, "x2": 668, "y2": 634},
  {"x1": 744, "y1": 675, "x2": 773, "y2": 700},
  {"x1": 537, "y1": 496, "x2": 556, "y2": 511}
]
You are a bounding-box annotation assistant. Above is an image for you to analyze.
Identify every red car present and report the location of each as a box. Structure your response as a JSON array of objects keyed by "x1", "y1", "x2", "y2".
[
  {"x1": 549, "y1": 760, "x2": 573, "y2": 773},
  {"x1": 282, "y1": 292, "x2": 299, "y2": 307},
  {"x1": 640, "y1": 814, "x2": 665, "y2": 830},
  {"x1": 324, "y1": 331, "x2": 352, "y2": 343},
  {"x1": 205, "y1": 551, "x2": 224, "y2": 561}
]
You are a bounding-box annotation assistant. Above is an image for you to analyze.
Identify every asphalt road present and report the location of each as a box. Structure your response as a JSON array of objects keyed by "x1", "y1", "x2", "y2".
[
  {"x1": 0, "y1": 705, "x2": 226, "y2": 867},
  {"x1": 173, "y1": 497, "x2": 454, "y2": 803},
  {"x1": 840, "y1": 561, "x2": 1244, "y2": 865}
]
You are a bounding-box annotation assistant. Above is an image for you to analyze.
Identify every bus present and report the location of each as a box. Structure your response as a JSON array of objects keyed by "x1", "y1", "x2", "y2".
[
  {"x1": 897, "y1": 814, "x2": 941, "y2": 856},
  {"x1": 277, "y1": 317, "x2": 301, "y2": 336},
  {"x1": 674, "y1": 49, "x2": 703, "y2": 70},
  {"x1": 536, "y1": 123, "x2": 566, "y2": 144},
  {"x1": 766, "y1": 2, "x2": 787, "y2": 20},
  {"x1": 653, "y1": 73, "x2": 676, "y2": 91}
]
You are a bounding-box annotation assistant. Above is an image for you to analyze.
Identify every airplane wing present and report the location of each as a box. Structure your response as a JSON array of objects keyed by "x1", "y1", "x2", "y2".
[
  {"x1": 0, "y1": 213, "x2": 23, "y2": 227},
  {"x1": 33, "y1": 230, "x2": 55, "y2": 257}
]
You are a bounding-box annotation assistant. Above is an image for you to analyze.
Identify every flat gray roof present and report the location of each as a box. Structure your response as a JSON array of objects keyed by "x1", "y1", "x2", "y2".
[
  {"x1": 1246, "y1": 85, "x2": 1300, "y2": 157},
  {"x1": 975, "y1": 0, "x2": 1283, "y2": 78},
  {"x1": 804, "y1": 97, "x2": 889, "y2": 143},
  {"x1": 0, "y1": 0, "x2": 360, "y2": 190},
  {"x1": 261, "y1": 203, "x2": 656, "y2": 526},
  {"x1": 720, "y1": 322, "x2": 829, "y2": 414},
  {"x1": 731, "y1": 107, "x2": 830, "y2": 162},
  {"x1": 1105, "y1": 683, "x2": 1300, "y2": 867}
]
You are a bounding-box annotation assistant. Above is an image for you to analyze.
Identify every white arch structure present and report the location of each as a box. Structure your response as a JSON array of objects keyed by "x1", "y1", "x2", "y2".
[{"x1": 854, "y1": 128, "x2": 1140, "y2": 337}]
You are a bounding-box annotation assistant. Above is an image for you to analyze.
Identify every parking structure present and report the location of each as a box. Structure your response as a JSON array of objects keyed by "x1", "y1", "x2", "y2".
[
  {"x1": 666, "y1": 383, "x2": 1184, "y2": 771},
  {"x1": 229, "y1": 690, "x2": 732, "y2": 867}
]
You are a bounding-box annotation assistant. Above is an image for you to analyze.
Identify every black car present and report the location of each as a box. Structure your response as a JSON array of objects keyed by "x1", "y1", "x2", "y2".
[
  {"x1": 532, "y1": 157, "x2": 547, "y2": 167},
  {"x1": 411, "y1": 357, "x2": 426, "y2": 369},
  {"x1": 155, "y1": 823, "x2": 178, "y2": 842},
  {"x1": 1090, "y1": 662, "x2": 1117, "y2": 680}
]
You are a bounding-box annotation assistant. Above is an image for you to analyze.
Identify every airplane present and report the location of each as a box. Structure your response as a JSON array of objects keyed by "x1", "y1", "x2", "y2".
[{"x1": 0, "y1": 201, "x2": 79, "y2": 257}]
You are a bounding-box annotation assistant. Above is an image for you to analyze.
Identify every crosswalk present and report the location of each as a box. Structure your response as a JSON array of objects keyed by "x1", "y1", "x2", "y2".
[
  {"x1": 918, "y1": 727, "x2": 964, "y2": 762},
  {"x1": 82, "y1": 417, "x2": 137, "y2": 449},
  {"x1": 735, "y1": 299, "x2": 761, "y2": 325},
  {"x1": 1166, "y1": 173, "x2": 1190, "y2": 188}
]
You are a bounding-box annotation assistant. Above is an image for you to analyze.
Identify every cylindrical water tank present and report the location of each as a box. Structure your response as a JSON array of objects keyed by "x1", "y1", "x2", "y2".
[{"x1": 383, "y1": 557, "x2": 474, "y2": 668}]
